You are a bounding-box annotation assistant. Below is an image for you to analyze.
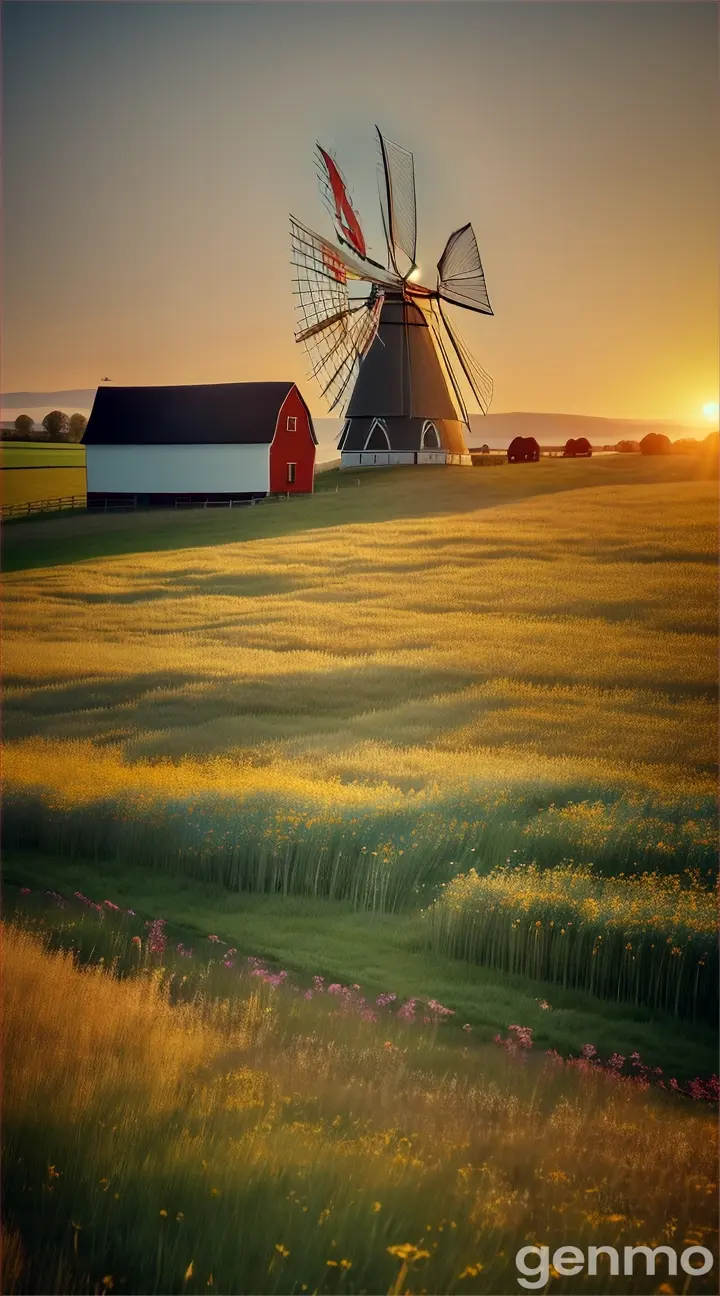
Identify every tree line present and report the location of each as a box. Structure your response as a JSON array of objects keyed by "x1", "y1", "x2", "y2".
[{"x1": 2, "y1": 411, "x2": 88, "y2": 443}]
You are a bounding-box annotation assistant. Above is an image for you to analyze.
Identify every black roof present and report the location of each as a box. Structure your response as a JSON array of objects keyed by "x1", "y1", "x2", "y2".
[{"x1": 84, "y1": 382, "x2": 317, "y2": 446}]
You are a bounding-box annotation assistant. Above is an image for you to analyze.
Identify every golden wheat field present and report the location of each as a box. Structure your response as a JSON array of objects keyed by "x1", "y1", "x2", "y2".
[{"x1": 3, "y1": 473, "x2": 717, "y2": 848}]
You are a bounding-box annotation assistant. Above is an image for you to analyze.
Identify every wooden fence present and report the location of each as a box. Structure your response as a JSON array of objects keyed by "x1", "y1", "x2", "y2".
[{"x1": 1, "y1": 494, "x2": 87, "y2": 521}]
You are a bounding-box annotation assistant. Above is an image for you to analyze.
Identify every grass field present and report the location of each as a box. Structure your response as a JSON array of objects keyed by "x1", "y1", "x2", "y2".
[
  {"x1": 3, "y1": 454, "x2": 718, "y2": 1292},
  {"x1": 1, "y1": 443, "x2": 86, "y2": 508}
]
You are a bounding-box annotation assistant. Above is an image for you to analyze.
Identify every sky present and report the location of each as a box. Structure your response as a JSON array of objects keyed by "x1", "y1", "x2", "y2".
[{"x1": 2, "y1": 0, "x2": 717, "y2": 423}]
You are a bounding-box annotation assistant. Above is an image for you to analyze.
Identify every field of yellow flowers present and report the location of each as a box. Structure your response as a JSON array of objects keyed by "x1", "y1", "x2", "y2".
[{"x1": 3, "y1": 914, "x2": 718, "y2": 1295}]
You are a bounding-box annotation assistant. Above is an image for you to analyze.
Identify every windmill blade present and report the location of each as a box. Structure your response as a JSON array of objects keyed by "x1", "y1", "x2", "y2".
[
  {"x1": 428, "y1": 310, "x2": 469, "y2": 426},
  {"x1": 306, "y1": 295, "x2": 384, "y2": 411},
  {"x1": 291, "y1": 217, "x2": 383, "y2": 410},
  {"x1": 292, "y1": 215, "x2": 400, "y2": 291},
  {"x1": 438, "y1": 301, "x2": 494, "y2": 414},
  {"x1": 437, "y1": 223, "x2": 493, "y2": 315},
  {"x1": 376, "y1": 128, "x2": 417, "y2": 275},
  {"x1": 316, "y1": 144, "x2": 368, "y2": 260},
  {"x1": 377, "y1": 163, "x2": 393, "y2": 272}
]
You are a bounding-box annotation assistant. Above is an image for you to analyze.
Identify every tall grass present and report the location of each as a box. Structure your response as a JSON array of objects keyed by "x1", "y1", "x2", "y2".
[
  {"x1": 3, "y1": 922, "x2": 718, "y2": 1295},
  {"x1": 426, "y1": 865, "x2": 718, "y2": 1023},
  {"x1": 3, "y1": 769, "x2": 717, "y2": 914}
]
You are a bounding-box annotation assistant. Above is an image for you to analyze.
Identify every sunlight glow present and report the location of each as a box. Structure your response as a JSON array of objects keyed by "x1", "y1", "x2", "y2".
[
  {"x1": 407, "y1": 266, "x2": 422, "y2": 282},
  {"x1": 702, "y1": 400, "x2": 719, "y2": 423}
]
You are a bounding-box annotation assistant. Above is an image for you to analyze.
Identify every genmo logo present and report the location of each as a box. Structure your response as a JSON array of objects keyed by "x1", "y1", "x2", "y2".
[{"x1": 516, "y1": 1243, "x2": 715, "y2": 1289}]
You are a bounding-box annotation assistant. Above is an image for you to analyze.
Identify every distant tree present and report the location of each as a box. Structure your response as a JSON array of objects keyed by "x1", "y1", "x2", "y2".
[
  {"x1": 508, "y1": 436, "x2": 540, "y2": 464},
  {"x1": 671, "y1": 438, "x2": 700, "y2": 454},
  {"x1": 616, "y1": 440, "x2": 640, "y2": 453},
  {"x1": 42, "y1": 410, "x2": 70, "y2": 442},
  {"x1": 704, "y1": 430, "x2": 719, "y2": 451},
  {"x1": 480, "y1": 443, "x2": 490, "y2": 454},
  {"x1": 639, "y1": 432, "x2": 672, "y2": 456},
  {"x1": 68, "y1": 412, "x2": 88, "y2": 442},
  {"x1": 13, "y1": 414, "x2": 35, "y2": 440},
  {"x1": 563, "y1": 438, "x2": 577, "y2": 457}
]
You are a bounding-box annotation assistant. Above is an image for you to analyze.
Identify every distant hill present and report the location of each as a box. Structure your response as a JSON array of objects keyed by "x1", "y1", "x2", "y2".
[{"x1": 2, "y1": 396, "x2": 710, "y2": 457}]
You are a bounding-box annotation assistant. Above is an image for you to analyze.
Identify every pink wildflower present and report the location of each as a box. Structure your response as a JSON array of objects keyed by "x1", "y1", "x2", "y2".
[
  {"x1": 20, "y1": 887, "x2": 31, "y2": 895},
  {"x1": 144, "y1": 918, "x2": 167, "y2": 955},
  {"x1": 397, "y1": 998, "x2": 417, "y2": 1022},
  {"x1": 376, "y1": 993, "x2": 397, "y2": 1007},
  {"x1": 581, "y1": 1043, "x2": 597, "y2": 1059},
  {"x1": 427, "y1": 998, "x2": 454, "y2": 1017},
  {"x1": 104, "y1": 900, "x2": 119, "y2": 911}
]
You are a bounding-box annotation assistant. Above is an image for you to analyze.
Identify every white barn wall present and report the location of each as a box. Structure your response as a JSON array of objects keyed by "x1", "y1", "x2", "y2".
[{"x1": 86, "y1": 444, "x2": 270, "y2": 494}]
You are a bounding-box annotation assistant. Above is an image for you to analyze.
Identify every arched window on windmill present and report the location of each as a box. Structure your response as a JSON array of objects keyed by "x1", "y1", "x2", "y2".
[{"x1": 421, "y1": 420, "x2": 440, "y2": 449}]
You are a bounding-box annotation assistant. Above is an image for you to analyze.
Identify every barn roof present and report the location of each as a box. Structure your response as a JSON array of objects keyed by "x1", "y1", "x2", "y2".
[{"x1": 83, "y1": 382, "x2": 317, "y2": 446}]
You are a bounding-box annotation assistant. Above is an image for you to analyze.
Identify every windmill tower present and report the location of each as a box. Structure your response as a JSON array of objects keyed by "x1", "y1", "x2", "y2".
[{"x1": 290, "y1": 127, "x2": 493, "y2": 467}]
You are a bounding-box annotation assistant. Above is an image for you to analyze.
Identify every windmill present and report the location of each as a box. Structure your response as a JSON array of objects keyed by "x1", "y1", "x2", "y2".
[{"x1": 290, "y1": 127, "x2": 493, "y2": 467}]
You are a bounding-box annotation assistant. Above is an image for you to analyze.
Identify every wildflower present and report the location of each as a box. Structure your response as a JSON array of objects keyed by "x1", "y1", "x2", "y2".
[
  {"x1": 462, "y1": 1023, "x2": 472, "y2": 1032},
  {"x1": 102, "y1": 1278, "x2": 114, "y2": 1291},
  {"x1": 208, "y1": 934, "x2": 220, "y2": 943},
  {"x1": 160, "y1": 1209, "x2": 168, "y2": 1217},
  {"x1": 132, "y1": 936, "x2": 142, "y2": 947},
  {"x1": 387, "y1": 1245, "x2": 430, "y2": 1262},
  {"x1": 222, "y1": 959, "x2": 234, "y2": 969},
  {"x1": 372, "y1": 1202, "x2": 382, "y2": 1212},
  {"x1": 458, "y1": 1265, "x2": 483, "y2": 1279},
  {"x1": 145, "y1": 918, "x2": 167, "y2": 955},
  {"x1": 184, "y1": 1262, "x2": 194, "y2": 1280},
  {"x1": 275, "y1": 1244, "x2": 290, "y2": 1258},
  {"x1": 20, "y1": 887, "x2": 31, "y2": 894},
  {"x1": 104, "y1": 900, "x2": 119, "y2": 910},
  {"x1": 581, "y1": 1043, "x2": 597, "y2": 1059}
]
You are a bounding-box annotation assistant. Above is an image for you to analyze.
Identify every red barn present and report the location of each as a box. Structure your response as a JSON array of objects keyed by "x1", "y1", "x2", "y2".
[{"x1": 84, "y1": 381, "x2": 317, "y2": 508}]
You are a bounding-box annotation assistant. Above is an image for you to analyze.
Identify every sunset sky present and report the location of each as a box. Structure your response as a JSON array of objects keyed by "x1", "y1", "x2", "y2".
[{"x1": 3, "y1": 0, "x2": 717, "y2": 423}]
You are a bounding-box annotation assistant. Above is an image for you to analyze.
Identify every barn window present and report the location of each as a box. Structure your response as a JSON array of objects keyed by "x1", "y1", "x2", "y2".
[
  {"x1": 286, "y1": 415, "x2": 297, "y2": 431},
  {"x1": 287, "y1": 462, "x2": 297, "y2": 484}
]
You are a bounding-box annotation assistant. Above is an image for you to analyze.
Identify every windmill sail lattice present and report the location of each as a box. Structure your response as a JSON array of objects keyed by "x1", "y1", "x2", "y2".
[{"x1": 291, "y1": 127, "x2": 494, "y2": 464}]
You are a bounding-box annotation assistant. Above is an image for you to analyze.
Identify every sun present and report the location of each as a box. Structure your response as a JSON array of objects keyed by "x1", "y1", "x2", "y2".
[{"x1": 702, "y1": 400, "x2": 719, "y2": 423}]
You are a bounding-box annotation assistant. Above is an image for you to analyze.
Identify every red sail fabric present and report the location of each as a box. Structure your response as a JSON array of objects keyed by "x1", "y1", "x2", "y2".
[{"x1": 318, "y1": 146, "x2": 367, "y2": 258}]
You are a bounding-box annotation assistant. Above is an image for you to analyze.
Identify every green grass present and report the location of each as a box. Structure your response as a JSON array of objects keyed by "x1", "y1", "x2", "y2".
[
  {"x1": 4, "y1": 852, "x2": 716, "y2": 1082},
  {"x1": 0, "y1": 443, "x2": 86, "y2": 468},
  {"x1": 1, "y1": 454, "x2": 712, "y2": 572}
]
